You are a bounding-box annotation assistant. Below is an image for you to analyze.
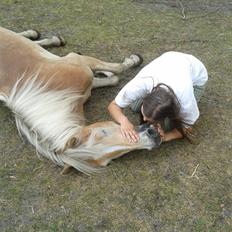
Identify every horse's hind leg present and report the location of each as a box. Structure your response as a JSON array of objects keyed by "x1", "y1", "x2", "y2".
[
  {"x1": 18, "y1": 30, "x2": 65, "y2": 48},
  {"x1": 34, "y1": 36, "x2": 66, "y2": 48},
  {"x1": 18, "y1": 29, "x2": 41, "y2": 40}
]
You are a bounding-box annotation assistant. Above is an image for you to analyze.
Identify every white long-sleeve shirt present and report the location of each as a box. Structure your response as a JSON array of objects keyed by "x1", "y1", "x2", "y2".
[{"x1": 115, "y1": 51, "x2": 208, "y2": 125}]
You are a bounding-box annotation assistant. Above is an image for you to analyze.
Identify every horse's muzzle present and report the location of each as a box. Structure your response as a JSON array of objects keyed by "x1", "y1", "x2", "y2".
[{"x1": 137, "y1": 123, "x2": 162, "y2": 148}]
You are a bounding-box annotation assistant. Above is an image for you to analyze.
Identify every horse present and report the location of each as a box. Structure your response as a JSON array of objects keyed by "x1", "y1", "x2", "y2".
[{"x1": 0, "y1": 26, "x2": 161, "y2": 175}]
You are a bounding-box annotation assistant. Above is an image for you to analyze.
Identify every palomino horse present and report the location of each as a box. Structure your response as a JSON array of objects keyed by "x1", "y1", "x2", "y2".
[{"x1": 0, "y1": 27, "x2": 161, "y2": 175}]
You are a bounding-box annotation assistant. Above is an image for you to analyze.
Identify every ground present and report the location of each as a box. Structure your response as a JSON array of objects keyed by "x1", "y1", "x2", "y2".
[{"x1": 0, "y1": 0, "x2": 231, "y2": 231}]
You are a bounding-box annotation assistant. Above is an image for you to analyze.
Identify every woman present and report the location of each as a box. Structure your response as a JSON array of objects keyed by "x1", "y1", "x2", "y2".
[{"x1": 108, "y1": 51, "x2": 208, "y2": 143}]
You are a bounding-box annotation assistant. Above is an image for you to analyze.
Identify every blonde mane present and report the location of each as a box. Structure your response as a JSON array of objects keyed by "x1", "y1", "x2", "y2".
[
  {"x1": 0, "y1": 75, "x2": 84, "y2": 166},
  {"x1": 0, "y1": 74, "x2": 157, "y2": 175}
]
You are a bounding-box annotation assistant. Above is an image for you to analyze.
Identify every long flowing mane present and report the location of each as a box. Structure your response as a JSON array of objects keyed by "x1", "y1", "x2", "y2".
[
  {"x1": 0, "y1": 75, "x2": 85, "y2": 167},
  {"x1": 0, "y1": 74, "x2": 158, "y2": 174}
]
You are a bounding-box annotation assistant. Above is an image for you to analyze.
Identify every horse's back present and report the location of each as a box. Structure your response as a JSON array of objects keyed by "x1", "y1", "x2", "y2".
[
  {"x1": 0, "y1": 27, "x2": 52, "y2": 90},
  {"x1": 0, "y1": 27, "x2": 59, "y2": 60}
]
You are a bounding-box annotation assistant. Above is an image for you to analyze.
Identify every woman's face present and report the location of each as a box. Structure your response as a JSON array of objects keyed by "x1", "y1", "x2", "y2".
[
  {"x1": 141, "y1": 105, "x2": 152, "y2": 123},
  {"x1": 141, "y1": 105, "x2": 162, "y2": 131}
]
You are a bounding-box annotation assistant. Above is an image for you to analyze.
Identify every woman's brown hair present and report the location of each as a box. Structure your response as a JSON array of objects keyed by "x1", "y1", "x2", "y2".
[{"x1": 141, "y1": 83, "x2": 187, "y2": 138}]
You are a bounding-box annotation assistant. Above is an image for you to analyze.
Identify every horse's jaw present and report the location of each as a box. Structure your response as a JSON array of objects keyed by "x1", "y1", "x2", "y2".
[{"x1": 86, "y1": 122, "x2": 161, "y2": 166}]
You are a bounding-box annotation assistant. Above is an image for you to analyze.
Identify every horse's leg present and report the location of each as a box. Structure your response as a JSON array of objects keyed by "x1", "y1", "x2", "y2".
[
  {"x1": 34, "y1": 36, "x2": 66, "y2": 48},
  {"x1": 63, "y1": 53, "x2": 143, "y2": 88},
  {"x1": 18, "y1": 29, "x2": 41, "y2": 40},
  {"x1": 65, "y1": 53, "x2": 143, "y2": 75},
  {"x1": 92, "y1": 71, "x2": 120, "y2": 88},
  {"x1": 88, "y1": 54, "x2": 143, "y2": 74},
  {"x1": 18, "y1": 29, "x2": 65, "y2": 48}
]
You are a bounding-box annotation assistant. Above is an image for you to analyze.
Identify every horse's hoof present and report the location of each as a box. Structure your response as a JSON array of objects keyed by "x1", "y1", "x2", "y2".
[
  {"x1": 57, "y1": 36, "x2": 66, "y2": 46},
  {"x1": 50, "y1": 36, "x2": 66, "y2": 47},
  {"x1": 24, "y1": 29, "x2": 41, "y2": 40},
  {"x1": 32, "y1": 29, "x2": 41, "y2": 40},
  {"x1": 130, "y1": 54, "x2": 143, "y2": 67}
]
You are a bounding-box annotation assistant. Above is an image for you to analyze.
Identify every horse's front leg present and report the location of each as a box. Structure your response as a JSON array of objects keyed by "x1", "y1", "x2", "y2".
[
  {"x1": 64, "y1": 53, "x2": 143, "y2": 88},
  {"x1": 92, "y1": 71, "x2": 119, "y2": 88},
  {"x1": 89, "y1": 54, "x2": 143, "y2": 74},
  {"x1": 65, "y1": 53, "x2": 143, "y2": 75},
  {"x1": 91, "y1": 54, "x2": 143, "y2": 88}
]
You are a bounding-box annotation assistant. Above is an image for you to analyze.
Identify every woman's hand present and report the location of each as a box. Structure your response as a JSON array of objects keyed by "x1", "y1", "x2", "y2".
[
  {"x1": 108, "y1": 100, "x2": 139, "y2": 143},
  {"x1": 159, "y1": 127, "x2": 183, "y2": 142},
  {"x1": 120, "y1": 118, "x2": 139, "y2": 143},
  {"x1": 157, "y1": 125, "x2": 165, "y2": 141}
]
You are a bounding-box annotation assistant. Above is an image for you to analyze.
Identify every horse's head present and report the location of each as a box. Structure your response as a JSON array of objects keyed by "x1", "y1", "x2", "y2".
[{"x1": 61, "y1": 121, "x2": 161, "y2": 174}]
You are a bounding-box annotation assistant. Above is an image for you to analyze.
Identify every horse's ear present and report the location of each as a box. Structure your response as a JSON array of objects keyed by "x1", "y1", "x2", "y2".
[
  {"x1": 59, "y1": 128, "x2": 91, "y2": 153},
  {"x1": 64, "y1": 136, "x2": 80, "y2": 150},
  {"x1": 67, "y1": 137, "x2": 79, "y2": 148},
  {"x1": 56, "y1": 137, "x2": 80, "y2": 155}
]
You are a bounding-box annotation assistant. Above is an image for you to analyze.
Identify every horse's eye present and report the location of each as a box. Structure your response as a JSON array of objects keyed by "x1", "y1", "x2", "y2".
[
  {"x1": 102, "y1": 129, "x2": 107, "y2": 136},
  {"x1": 94, "y1": 129, "x2": 107, "y2": 141}
]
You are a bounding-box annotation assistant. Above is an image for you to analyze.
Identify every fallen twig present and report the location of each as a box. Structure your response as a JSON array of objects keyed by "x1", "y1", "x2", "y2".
[
  {"x1": 178, "y1": 0, "x2": 186, "y2": 19},
  {"x1": 187, "y1": 164, "x2": 200, "y2": 179}
]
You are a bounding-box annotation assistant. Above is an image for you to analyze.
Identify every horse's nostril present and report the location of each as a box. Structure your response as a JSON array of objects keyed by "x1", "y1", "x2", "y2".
[
  {"x1": 146, "y1": 127, "x2": 161, "y2": 147},
  {"x1": 136, "y1": 123, "x2": 150, "y2": 132},
  {"x1": 147, "y1": 128, "x2": 155, "y2": 136},
  {"x1": 137, "y1": 123, "x2": 161, "y2": 147}
]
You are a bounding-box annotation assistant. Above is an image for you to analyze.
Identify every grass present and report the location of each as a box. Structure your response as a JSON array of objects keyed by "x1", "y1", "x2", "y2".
[{"x1": 0, "y1": 0, "x2": 232, "y2": 231}]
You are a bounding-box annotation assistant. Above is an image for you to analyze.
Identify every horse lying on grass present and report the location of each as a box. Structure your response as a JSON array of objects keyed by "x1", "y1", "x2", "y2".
[{"x1": 0, "y1": 26, "x2": 161, "y2": 175}]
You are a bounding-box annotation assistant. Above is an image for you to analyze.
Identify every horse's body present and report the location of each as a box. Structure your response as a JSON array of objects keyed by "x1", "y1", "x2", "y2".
[{"x1": 0, "y1": 27, "x2": 160, "y2": 174}]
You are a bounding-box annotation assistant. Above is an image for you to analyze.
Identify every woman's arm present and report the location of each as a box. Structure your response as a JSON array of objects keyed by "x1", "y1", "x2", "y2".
[
  {"x1": 108, "y1": 100, "x2": 139, "y2": 142},
  {"x1": 162, "y1": 128, "x2": 183, "y2": 142},
  {"x1": 158, "y1": 126, "x2": 192, "y2": 142}
]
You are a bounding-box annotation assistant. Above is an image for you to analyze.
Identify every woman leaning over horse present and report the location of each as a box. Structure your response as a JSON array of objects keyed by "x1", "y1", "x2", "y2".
[{"x1": 108, "y1": 51, "x2": 208, "y2": 143}]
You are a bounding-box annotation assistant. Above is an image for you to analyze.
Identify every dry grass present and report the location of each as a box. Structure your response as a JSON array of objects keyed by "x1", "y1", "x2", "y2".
[{"x1": 0, "y1": 0, "x2": 231, "y2": 231}]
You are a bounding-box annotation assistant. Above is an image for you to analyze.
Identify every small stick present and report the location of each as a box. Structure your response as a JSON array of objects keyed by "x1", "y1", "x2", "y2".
[
  {"x1": 178, "y1": 0, "x2": 186, "y2": 19},
  {"x1": 187, "y1": 164, "x2": 200, "y2": 179},
  {"x1": 31, "y1": 206, "x2": 35, "y2": 214}
]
